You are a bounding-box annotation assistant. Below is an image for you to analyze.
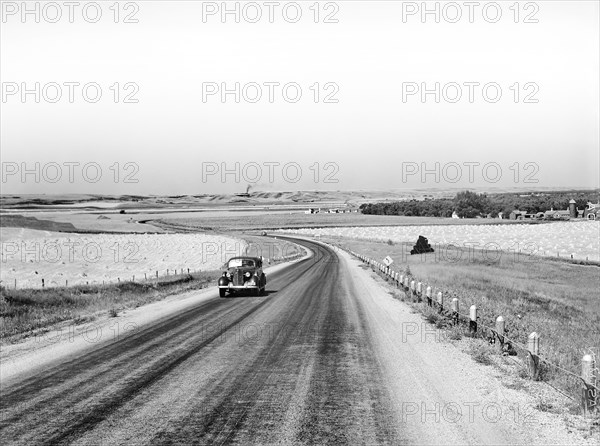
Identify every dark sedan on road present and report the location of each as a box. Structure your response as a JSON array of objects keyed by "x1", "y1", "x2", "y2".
[{"x1": 218, "y1": 256, "x2": 266, "y2": 297}]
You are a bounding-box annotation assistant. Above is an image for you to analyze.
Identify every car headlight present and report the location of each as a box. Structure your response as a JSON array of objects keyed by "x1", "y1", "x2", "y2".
[{"x1": 244, "y1": 272, "x2": 251, "y2": 278}]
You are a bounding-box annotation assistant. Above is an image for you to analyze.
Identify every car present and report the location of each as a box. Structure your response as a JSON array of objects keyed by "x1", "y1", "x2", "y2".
[{"x1": 218, "y1": 256, "x2": 266, "y2": 297}]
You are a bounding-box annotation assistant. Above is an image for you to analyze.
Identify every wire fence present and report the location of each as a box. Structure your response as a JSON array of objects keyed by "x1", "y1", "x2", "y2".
[{"x1": 4, "y1": 251, "x2": 306, "y2": 291}]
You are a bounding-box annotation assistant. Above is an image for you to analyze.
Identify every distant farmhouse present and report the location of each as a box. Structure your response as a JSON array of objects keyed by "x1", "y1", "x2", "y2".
[
  {"x1": 327, "y1": 208, "x2": 358, "y2": 214},
  {"x1": 509, "y1": 200, "x2": 599, "y2": 221},
  {"x1": 304, "y1": 206, "x2": 358, "y2": 215}
]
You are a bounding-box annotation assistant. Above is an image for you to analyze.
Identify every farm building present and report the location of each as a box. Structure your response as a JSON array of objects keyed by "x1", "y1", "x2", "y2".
[
  {"x1": 543, "y1": 209, "x2": 571, "y2": 220},
  {"x1": 509, "y1": 210, "x2": 527, "y2": 220},
  {"x1": 509, "y1": 210, "x2": 542, "y2": 221},
  {"x1": 541, "y1": 200, "x2": 598, "y2": 220},
  {"x1": 510, "y1": 199, "x2": 599, "y2": 221}
]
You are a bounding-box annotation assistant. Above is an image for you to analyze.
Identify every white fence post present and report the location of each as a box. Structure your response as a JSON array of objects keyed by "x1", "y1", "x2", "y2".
[
  {"x1": 527, "y1": 332, "x2": 540, "y2": 380},
  {"x1": 451, "y1": 298, "x2": 459, "y2": 324},
  {"x1": 495, "y1": 316, "x2": 505, "y2": 351},
  {"x1": 469, "y1": 305, "x2": 478, "y2": 334}
]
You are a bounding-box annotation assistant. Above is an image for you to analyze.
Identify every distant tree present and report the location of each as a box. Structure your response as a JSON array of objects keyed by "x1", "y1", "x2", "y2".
[
  {"x1": 359, "y1": 189, "x2": 599, "y2": 218},
  {"x1": 453, "y1": 191, "x2": 491, "y2": 218}
]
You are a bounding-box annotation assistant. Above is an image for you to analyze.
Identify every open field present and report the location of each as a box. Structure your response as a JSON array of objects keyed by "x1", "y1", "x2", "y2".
[
  {"x1": 157, "y1": 212, "x2": 535, "y2": 232},
  {"x1": 3, "y1": 192, "x2": 567, "y2": 239},
  {"x1": 279, "y1": 220, "x2": 600, "y2": 261},
  {"x1": 309, "y1": 234, "x2": 600, "y2": 397},
  {"x1": 0, "y1": 228, "x2": 247, "y2": 289},
  {"x1": 2, "y1": 209, "x2": 536, "y2": 236},
  {"x1": 0, "y1": 226, "x2": 304, "y2": 290}
]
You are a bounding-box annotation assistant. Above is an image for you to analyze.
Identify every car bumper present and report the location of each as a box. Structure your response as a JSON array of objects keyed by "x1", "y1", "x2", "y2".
[{"x1": 219, "y1": 284, "x2": 260, "y2": 290}]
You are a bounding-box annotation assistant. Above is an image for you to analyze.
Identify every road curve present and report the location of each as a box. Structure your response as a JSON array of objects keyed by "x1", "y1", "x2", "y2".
[{"x1": 1, "y1": 237, "x2": 550, "y2": 445}]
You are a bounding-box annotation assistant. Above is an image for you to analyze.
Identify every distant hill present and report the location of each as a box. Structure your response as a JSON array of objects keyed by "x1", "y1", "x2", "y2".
[{"x1": 1, "y1": 187, "x2": 598, "y2": 210}]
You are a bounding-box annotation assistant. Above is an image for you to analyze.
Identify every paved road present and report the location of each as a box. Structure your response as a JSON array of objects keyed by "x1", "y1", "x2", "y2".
[{"x1": 1, "y1": 237, "x2": 538, "y2": 445}]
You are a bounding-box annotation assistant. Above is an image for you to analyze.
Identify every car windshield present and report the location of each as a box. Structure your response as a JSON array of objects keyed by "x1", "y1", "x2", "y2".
[{"x1": 228, "y1": 258, "x2": 255, "y2": 268}]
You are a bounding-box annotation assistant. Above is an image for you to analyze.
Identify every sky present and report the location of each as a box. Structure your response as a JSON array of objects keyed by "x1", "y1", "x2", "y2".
[{"x1": 1, "y1": 1, "x2": 599, "y2": 195}]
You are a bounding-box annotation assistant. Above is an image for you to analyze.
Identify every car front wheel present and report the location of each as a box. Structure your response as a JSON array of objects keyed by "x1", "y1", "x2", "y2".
[{"x1": 219, "y1": 288, "x2": 226, "y2": 297}]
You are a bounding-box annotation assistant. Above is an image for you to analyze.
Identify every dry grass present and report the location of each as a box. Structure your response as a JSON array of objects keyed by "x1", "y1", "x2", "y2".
[
  {"x1": 469, "y1": 343, "x2": 495, "y2": 365},
  {"x1": 0, "y1": 271, "x2": 220, "y2": 341}
]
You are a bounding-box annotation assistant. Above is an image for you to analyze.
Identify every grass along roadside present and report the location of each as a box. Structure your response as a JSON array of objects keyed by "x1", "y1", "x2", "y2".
[
  {"x1": 0, "y1": 270, "x2": 221, "y2": 343},
  {"x1": 385, "y1": 285, "x2": 600, "y2": 438},
  {"x1": 319, "y1": 235, "x2": 600, "y2": 403}
]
